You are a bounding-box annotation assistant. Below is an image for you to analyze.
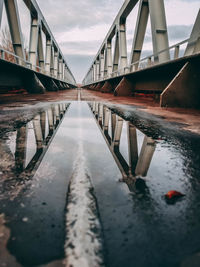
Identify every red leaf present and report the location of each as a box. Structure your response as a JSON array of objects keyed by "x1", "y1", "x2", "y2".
[{"x1": 165, "y1": 190, "x2": 185, "y2": 200}]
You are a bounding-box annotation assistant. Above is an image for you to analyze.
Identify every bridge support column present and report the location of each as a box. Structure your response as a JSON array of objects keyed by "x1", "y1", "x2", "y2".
[
  {"x1": 114, "y1": 77, "x2": 133, "y2": 96},
  {"x1": 160, "y1": 61, "x2": 200, "y2": 109},
  {"x1": 29, "y1": 17, "x2": 39, "y2": 70},
  {"x1": 130, "y1": 0, "x2": 149, "y2": 72},
  {"x1": 54, "y1": 51, "x2": 59, "y2": 78},
  {"x1": 113, "y1": 33, "x2": 119, "y2": 75},
  {"x1": 107, "y1": 40, "x2": 113, "y2": 77},
  {"x1": 96, "y1": 59, "x2": 100, "y2": 81},
  {"x1": 38, "y1": 29, "x2": 45, "y2": 69},
  {"x1": 100, "y1": 51, "x2": 105, "y2": 79},
  {"x1": 58, "y1": 59, "x2": 63, "y2": 80},
  {"x1": 4, "y1": 0, "x2": 25, "y2": 65},
  {"x1": 185, "y1": 10, "x2": 200, "y2": 56},
  {"x1": 93, "y1": 63, "x2": 96, "y2": 82},
  {"x1": 119, "y1": 22, "x2": 128, "y2": 74},
  {"x1": 45, "y1": 39, "x2": 52, "y2": 74},
  {"x1": 148, "y1": 0, "x2": 170, "y2": 63},
  {"x1": 0, "y1": 0, "x2": 3, "y2": 27},
  {"x1": 50, "y1": 46, "x2": 54, "y2": 76}
]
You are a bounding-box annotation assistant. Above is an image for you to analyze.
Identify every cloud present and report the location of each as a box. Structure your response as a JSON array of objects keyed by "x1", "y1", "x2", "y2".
[
  {"x1": 37, "y1": 0, "x2": 124, "y2": 32},
  {"x1": 168, "y1": 25, "x2": 193, "y2": 41}
]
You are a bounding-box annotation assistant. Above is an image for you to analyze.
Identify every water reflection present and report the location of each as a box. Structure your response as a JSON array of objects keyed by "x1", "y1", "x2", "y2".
[
  {"x1": 0, "y1": 103, "x2": 70, "y2": 198},
  {"x1": 90, "y1": 102, "x2": 156, "y2": 178},
  {"x1": 89, "y1": 102, "x2": 156, "y2": 193}
]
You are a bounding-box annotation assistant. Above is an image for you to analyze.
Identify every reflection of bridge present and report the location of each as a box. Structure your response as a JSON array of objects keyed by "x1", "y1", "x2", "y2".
[
  {"x1": 0, "y1": 0, "x2": 76, "y2": 93},
  {"x1": 83, "y1": 0, "x2": 200, "y2": 109},
  {"x1": 89, "y1": 102, "x2": 156, "y2": 180},
  {"x1": 0, "y1": 103, "x2": 69, "y2": 189}
]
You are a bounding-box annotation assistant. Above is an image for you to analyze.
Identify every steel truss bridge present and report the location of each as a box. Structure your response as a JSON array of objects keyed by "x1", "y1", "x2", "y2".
[
  {"x1": 82, "y1": 0, "x2": 200, "y2": 108},
  {"x1": 0, "y1": 0, "x2": 200, "y2": 108},
  {"x1": 0, "y1": 0, "x2": 76, "y2": 93}
]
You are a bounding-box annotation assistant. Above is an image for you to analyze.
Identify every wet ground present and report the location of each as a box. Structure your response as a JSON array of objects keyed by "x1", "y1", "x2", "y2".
[{"x1": 0, "y1": 90, "x2": 200, "y2": 267}]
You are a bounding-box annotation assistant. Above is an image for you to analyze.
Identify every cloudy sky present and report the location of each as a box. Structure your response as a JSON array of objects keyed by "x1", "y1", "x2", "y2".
[{"x1": 1, "y1": 0, "x2": 200, "y2": 82}]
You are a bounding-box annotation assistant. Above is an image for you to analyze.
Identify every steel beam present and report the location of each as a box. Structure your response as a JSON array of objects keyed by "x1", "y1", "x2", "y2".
[
  {"x1": 106, "y1": 40, "x2": 113, "y2": 77},
  {"x1": 130, "y1": 0, "x2": 149, "y2": 71},
  {"x1": 54, "y1": 50, "x2": 59, "y2": 78},
  {"x1": 4, "y1": 0, "x2": 26, "y2": 64},
  {"x1": 118, "y1": 22, "x2": 128, "y2": 73},
  {"x1": 185, "y1": 10, "x2": 200, "y2": 56},
  {"x1": 96, "y1": 59, "x2": 100, "y2": 81},
  {"x1": 113, "y1": 32, "x2": 120, "y2": 74},
  {"x1": 148, "y1": 0, "x2": 170, "y2": 63},
  {"x1": 93, "y1": 63, "x2": 96, "y2": 82},
  {"x1": 50, "y1": 46, "x2": 54, "y2": 76},
  {"x1": 100, "y1": 51, "x2": 105, "y2": 79},
  {"x1": 38, "y1": 28, "x2": 45, "y2": 69},
  {"x1": 104, "y1": 47, "x2": 108, "y2": 77},
  {"x1": 45, "y1": 38, "x2": 51, "y2": 74},
  {"x1": 0, "y1": 0, "x2": 3, "y2": 27},
  {"x1": 29, "y1": 17, "x2": 39, "y2": 69},
  {"x1": 58, "y1": 58, "x2": 63, "y2": 80}
]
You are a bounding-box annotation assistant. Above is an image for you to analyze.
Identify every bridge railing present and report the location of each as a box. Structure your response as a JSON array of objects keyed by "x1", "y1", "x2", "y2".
[
  {"x1": 112, "y1": 38, "x2": 189, "y2": 77},
  {"x1": 0, "y1": 47, "x2": 72, "y2": 84},
  {"x1": 88, "y1": 38, "x2": 190, "y2": 83}
]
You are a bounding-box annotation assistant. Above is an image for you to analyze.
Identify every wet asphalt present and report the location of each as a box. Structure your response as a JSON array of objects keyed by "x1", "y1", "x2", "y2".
[{"x1": 0, "y1": 101, "x2": 200, "y2": 267}]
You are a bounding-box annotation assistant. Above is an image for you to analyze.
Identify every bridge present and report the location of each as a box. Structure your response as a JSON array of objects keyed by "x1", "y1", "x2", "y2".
[
  {"x1": 0, "y1": 1, "x2": 200, "y2": 267},
  {"x1": 0, "y1": 0, "x2": 76, "y2": 93},
  {"x1": 82, "y1": 0, "x2": 200, "y2": 108}
]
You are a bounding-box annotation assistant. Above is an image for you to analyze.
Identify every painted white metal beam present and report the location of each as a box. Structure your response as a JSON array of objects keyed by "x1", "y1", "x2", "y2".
[
  {"x1": 4, "y1": 0, "x2": 26, "y2": 64},
  {"x1": 130, "y1": 0, "x2": 149, "y2": 71},
  {"x1": 148, "y1": 0, "x2": 170, "y2": 63},
  {"x1": 0, "y1": 0, "x2": 3, "y2": 27},
  {"x1": 185, "y1": 9, "x2": 200, "y2": 56},
  {"x1": 29, "y1": 17, "x2": 39, "y2": 69}
]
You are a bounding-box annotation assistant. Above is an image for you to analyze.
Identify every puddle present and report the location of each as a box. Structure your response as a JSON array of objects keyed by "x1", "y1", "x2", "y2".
[{"x1": 0, "y1": 101, "x2": 200, "y2": 267}]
